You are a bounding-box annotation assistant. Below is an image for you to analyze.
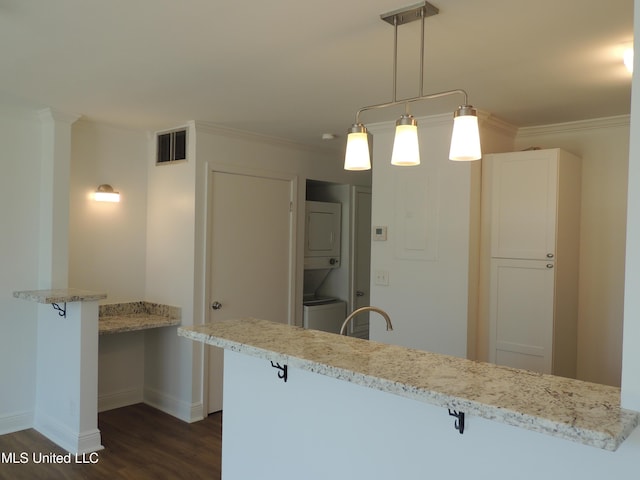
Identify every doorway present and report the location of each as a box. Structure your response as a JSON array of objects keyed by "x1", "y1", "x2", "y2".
[
  {"x1": 206, "y1": 169, "x2": 296, "y2": 413},
  {"x1": 349, "y1": 186, "x2": 372, "y2": 338}
]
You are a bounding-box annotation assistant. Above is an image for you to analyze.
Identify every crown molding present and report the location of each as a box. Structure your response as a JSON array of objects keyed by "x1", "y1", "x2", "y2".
[
  {"x1": 37, "y1": 107, "x2": 81, "y2": 125},
  {"x1": 478, "y1": 111, "x2": 519, "y2": 138},
  {"x1": 517, "y1": 115, "x2": 630, "y2": 138}
]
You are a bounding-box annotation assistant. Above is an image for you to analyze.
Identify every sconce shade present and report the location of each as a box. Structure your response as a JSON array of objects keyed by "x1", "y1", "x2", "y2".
[
  {"x1": 391, "y1": 114, "x2": 420, "y2": 166},
  {"x1": 624, "y1": 48, "x2": 634, "y2": 73},
  {"x1": 449, "y1": 105, "x2": 481, "y2": 161},
  {"x1": 344, "y1": 124, "x2": 371, "y2": 171},
  {"x1": 94, "y1": 184, "x2": 120, "y2": 202}
]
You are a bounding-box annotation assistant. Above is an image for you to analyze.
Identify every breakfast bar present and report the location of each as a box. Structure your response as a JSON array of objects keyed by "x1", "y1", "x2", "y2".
[{"x1": 179, "y1": 318, "x2": 640, "y2": 479}]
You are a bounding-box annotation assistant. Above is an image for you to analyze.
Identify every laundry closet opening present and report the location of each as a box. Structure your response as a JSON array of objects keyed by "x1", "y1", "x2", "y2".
[{"x1": 304, "y1": 180, "x2": 372, "y2": 338}]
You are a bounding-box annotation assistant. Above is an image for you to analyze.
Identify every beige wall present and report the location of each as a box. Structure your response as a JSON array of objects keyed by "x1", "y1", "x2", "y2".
[
  {"x1": 514, "y1": 116, "x2": 629, "y2": 387},
  {"x1": 69, "y1": 119, "x2": 149, "y2": 410},
  {"x1": 69, "y1": 120, "x2": 148, "y2": 302}
]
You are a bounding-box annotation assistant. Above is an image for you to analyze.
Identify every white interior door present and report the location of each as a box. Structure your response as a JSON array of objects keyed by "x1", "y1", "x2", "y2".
[
  {"x1": 207, "y1": 170, "x2": 295, "y2": 413},
  {"x1": 350, "y1": 187, "x2": 372, "y2": 338}
]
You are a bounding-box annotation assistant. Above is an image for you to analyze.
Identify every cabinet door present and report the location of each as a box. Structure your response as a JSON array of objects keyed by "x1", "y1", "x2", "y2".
[
  {"x1": 489, "y1": 258, "x2": 555, "y2": 374},
  {"x1": 490, "y1": 151, "x2": 558, "y2": 260},
  {"x1": 305, "y1": 201, "x2": 341, "y2": 257}
]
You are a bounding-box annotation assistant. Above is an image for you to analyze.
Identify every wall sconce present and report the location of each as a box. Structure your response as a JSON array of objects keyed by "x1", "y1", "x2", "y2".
[
  {"x1": 624, "y1": 48, "x2": 634, "y2": 73},
  {"x1": 94, "y1": 184, "x2": 120, "y2": 203},
  {"x1": 344, "y1": 1, "x2": 482, "y2": 171}
]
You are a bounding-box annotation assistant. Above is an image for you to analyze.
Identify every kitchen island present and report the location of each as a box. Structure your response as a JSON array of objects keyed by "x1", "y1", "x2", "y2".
[{"x1": 179, "y1": 318, "x2": 640, "y2": 479}]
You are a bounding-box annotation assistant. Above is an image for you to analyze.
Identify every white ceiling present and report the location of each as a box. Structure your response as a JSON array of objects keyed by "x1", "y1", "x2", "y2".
[{"x1": 0, "y1": 0, "x2": 634, "y2": 151}]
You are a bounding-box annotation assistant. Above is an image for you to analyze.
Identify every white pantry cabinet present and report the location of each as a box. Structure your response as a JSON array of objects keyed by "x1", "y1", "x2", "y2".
[{"x1": 484, "y1": 149, "x2": 581, "y2": 377}]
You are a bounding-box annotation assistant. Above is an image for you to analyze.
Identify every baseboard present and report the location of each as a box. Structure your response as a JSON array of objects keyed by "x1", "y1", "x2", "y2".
[
  {"x1": 98, "y1": 387, "x2": 144, "y2": 412},
  {"x1": 34, "y1": 411, "x2": 103, "y2": 454},
  {"x1": 0, "y1": 409, "x2": 33, "y2": 435},
  {"x1": 143, "y1": 386, "x2": 204, "y2": 423}
]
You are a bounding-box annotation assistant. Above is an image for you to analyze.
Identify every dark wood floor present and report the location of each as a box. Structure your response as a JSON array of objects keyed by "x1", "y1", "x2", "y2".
[{"x1": 0, "y1": 403, "x2": 222, "y2": 480}]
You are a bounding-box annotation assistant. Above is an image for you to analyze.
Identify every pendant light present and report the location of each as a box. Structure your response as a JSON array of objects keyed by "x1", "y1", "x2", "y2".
[
  {"x1": 343, "y1": 1, "x2": 481, "y2": 170},
  {"x1": 391, "y1": 114, "x2": 419, "y2": 166},
  {"x1": 344, "y1": 123, "x2": 371, "y2": 170},
  {"x1": 450, "y1": 105, "x2": 482, "y2": 161}
]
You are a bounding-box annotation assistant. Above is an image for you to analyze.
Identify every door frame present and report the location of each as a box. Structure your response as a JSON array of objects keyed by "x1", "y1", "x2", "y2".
[
  {"x1": 349, "y1": 185, "x2": 372, "y2": 311},
  {"x1": 202, "y1": 163, "x2": 298, "y2": 413}
]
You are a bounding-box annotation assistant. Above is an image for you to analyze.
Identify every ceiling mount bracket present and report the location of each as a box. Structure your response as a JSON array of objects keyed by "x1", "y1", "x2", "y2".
[{"x1": 380, "y1": 1, "x2": 439, "y2": 26}]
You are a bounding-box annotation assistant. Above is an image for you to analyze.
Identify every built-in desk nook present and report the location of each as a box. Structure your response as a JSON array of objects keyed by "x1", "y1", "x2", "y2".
[{"x1": 13, "y1": 289, "x2": 181, "y2": 454}]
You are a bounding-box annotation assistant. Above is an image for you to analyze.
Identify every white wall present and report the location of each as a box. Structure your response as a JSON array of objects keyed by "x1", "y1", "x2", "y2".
[
  {"x1": 69, "y1": 119, "x2": 148, "y2": 301},
  {"x1": 68, "y1": 119, "x2": 149, "y2": 411},
  {"x1": 0, "y1": 104, "x2": 41, "y2": 434},
  {"x1": 513, "y1": 117, "x2": 630, "y2": 387},
  {"x1": 369, "y1": 113, "x2": 514, "y2": 357},
  {"x1": 143, "y1": 122, "x2": 199, "y2": 421},
  {"x1": 143, "y1": 122, "x2": 369, "y2": 421},
  {"x1": 621, "y1": 0, "x2": 640, "y2": 411}
]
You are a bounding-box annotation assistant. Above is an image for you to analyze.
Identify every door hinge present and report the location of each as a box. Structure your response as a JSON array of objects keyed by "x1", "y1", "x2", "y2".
[{"x1": 289, "y1": 201, "x2": 293, "y2": 212}]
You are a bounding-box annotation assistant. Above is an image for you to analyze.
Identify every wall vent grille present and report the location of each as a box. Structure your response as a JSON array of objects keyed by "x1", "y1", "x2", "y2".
[{"x1": 156, "y1": 128, "x2": 187, "y2": 164}]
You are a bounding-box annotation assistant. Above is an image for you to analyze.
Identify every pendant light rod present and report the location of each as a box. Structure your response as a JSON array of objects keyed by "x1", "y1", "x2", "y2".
[
  {"x1": 352, "y1": 88, "x2": 470, "y2": 125},
  {"x1": 352, "y1": 1, "x2": 468, "y2": 126},
  {"x1": 419, "y1": 8, "x2": 425, "y2": 98},
  {"x1": 393, "y1": 15, "x2": 398, "y2": 103},
  {"x1": 344, "y1": 1, "x2": 482, "y2": 171}
]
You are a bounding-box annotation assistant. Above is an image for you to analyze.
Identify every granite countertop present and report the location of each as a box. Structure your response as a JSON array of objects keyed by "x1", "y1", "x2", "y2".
[
  {"x1": 13, "y1": 288, "x2": 107, "y2": 304},
  {"x1": 99, "y1": 301, "x2": 181, "y2": 335},
  {"x1": 178, "y1": 318, "x2": 639, "y2": 451},
  {"x1": 99, "y1": 314, "x2": 181, "y2": 335}
]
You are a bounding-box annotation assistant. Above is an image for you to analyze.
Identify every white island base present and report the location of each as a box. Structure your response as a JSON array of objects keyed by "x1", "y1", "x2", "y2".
[
  {"x1": 223, "y1": 350, "x2": 640, "y2": 480},
  {"x1": 178, "y1": 318, "x2": 640, "y2": 479}
]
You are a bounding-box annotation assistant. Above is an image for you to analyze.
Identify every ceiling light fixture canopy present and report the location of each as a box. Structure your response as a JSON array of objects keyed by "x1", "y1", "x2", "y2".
[{"x1": 344, "y1": 1, "x2": 482, "y2": 171}]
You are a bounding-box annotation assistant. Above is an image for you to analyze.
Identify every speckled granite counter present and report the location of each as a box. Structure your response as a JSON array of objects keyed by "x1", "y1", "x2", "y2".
[
  {"x1": 178, "y1": 318, "x2": 639, "y2": 451},
  {"x1": 99, "y1": 301, "x2": 181, "y2": 335},
  {"x1": 14, "y1": 288, "x2": 107, "y2": 304}
]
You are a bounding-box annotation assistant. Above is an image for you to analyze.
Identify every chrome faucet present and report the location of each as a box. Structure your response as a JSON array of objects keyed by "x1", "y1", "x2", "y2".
[{"x1": 340, "y1": 306, "x2": 393, "y2": 336}]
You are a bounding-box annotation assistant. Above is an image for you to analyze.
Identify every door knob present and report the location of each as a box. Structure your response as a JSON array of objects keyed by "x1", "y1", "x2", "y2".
[
  {"x1": 211, "y1": 301, "x2": 223, "y2": 310},
  {"x1": 356, "y1": 290, "x2": 365, "y2": 297}
]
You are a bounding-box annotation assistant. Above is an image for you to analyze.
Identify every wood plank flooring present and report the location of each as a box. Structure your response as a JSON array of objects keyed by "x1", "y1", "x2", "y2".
[{"x1": 0, "y1": 403, "x2": 222, "y2": 480}]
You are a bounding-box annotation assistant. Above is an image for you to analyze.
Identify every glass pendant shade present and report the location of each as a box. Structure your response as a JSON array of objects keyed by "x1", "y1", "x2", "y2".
[
  {"x1": 449, "y1": 105, "x2": 482, "y2": 161},
  {"x1": 344, "y1": 124, "x2": 371, "y2": 171},
  {"x1": 391, "y1": 114, "x2": 420, "y2": 166}
]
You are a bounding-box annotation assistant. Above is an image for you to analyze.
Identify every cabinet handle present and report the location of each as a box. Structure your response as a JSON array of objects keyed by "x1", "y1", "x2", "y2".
[
  {"x1": 546, "y1": 253, "x2": 554, "y2": 258},
  {"x1": 546, "y1": 264, "x2": 554, "y2": 269},
  {"x1": 356, "y1": 290, "x2": 365, "y2": 297}
]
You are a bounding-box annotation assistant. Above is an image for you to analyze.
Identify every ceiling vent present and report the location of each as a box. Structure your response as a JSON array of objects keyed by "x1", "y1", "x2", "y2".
[{"x1": 156, "y1": 128, "x2": 187, "y2": 165}]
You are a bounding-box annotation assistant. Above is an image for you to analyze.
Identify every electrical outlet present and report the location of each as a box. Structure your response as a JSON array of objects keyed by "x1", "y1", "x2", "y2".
[{"x1": 374, "y1": 270, "x2": 389, "y2": 286}]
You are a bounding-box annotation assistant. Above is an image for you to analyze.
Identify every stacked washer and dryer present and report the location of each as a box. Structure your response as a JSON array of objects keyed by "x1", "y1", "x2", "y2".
[{"x1": 302, "y1": 201, "x2": 346, "y2": 334}]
